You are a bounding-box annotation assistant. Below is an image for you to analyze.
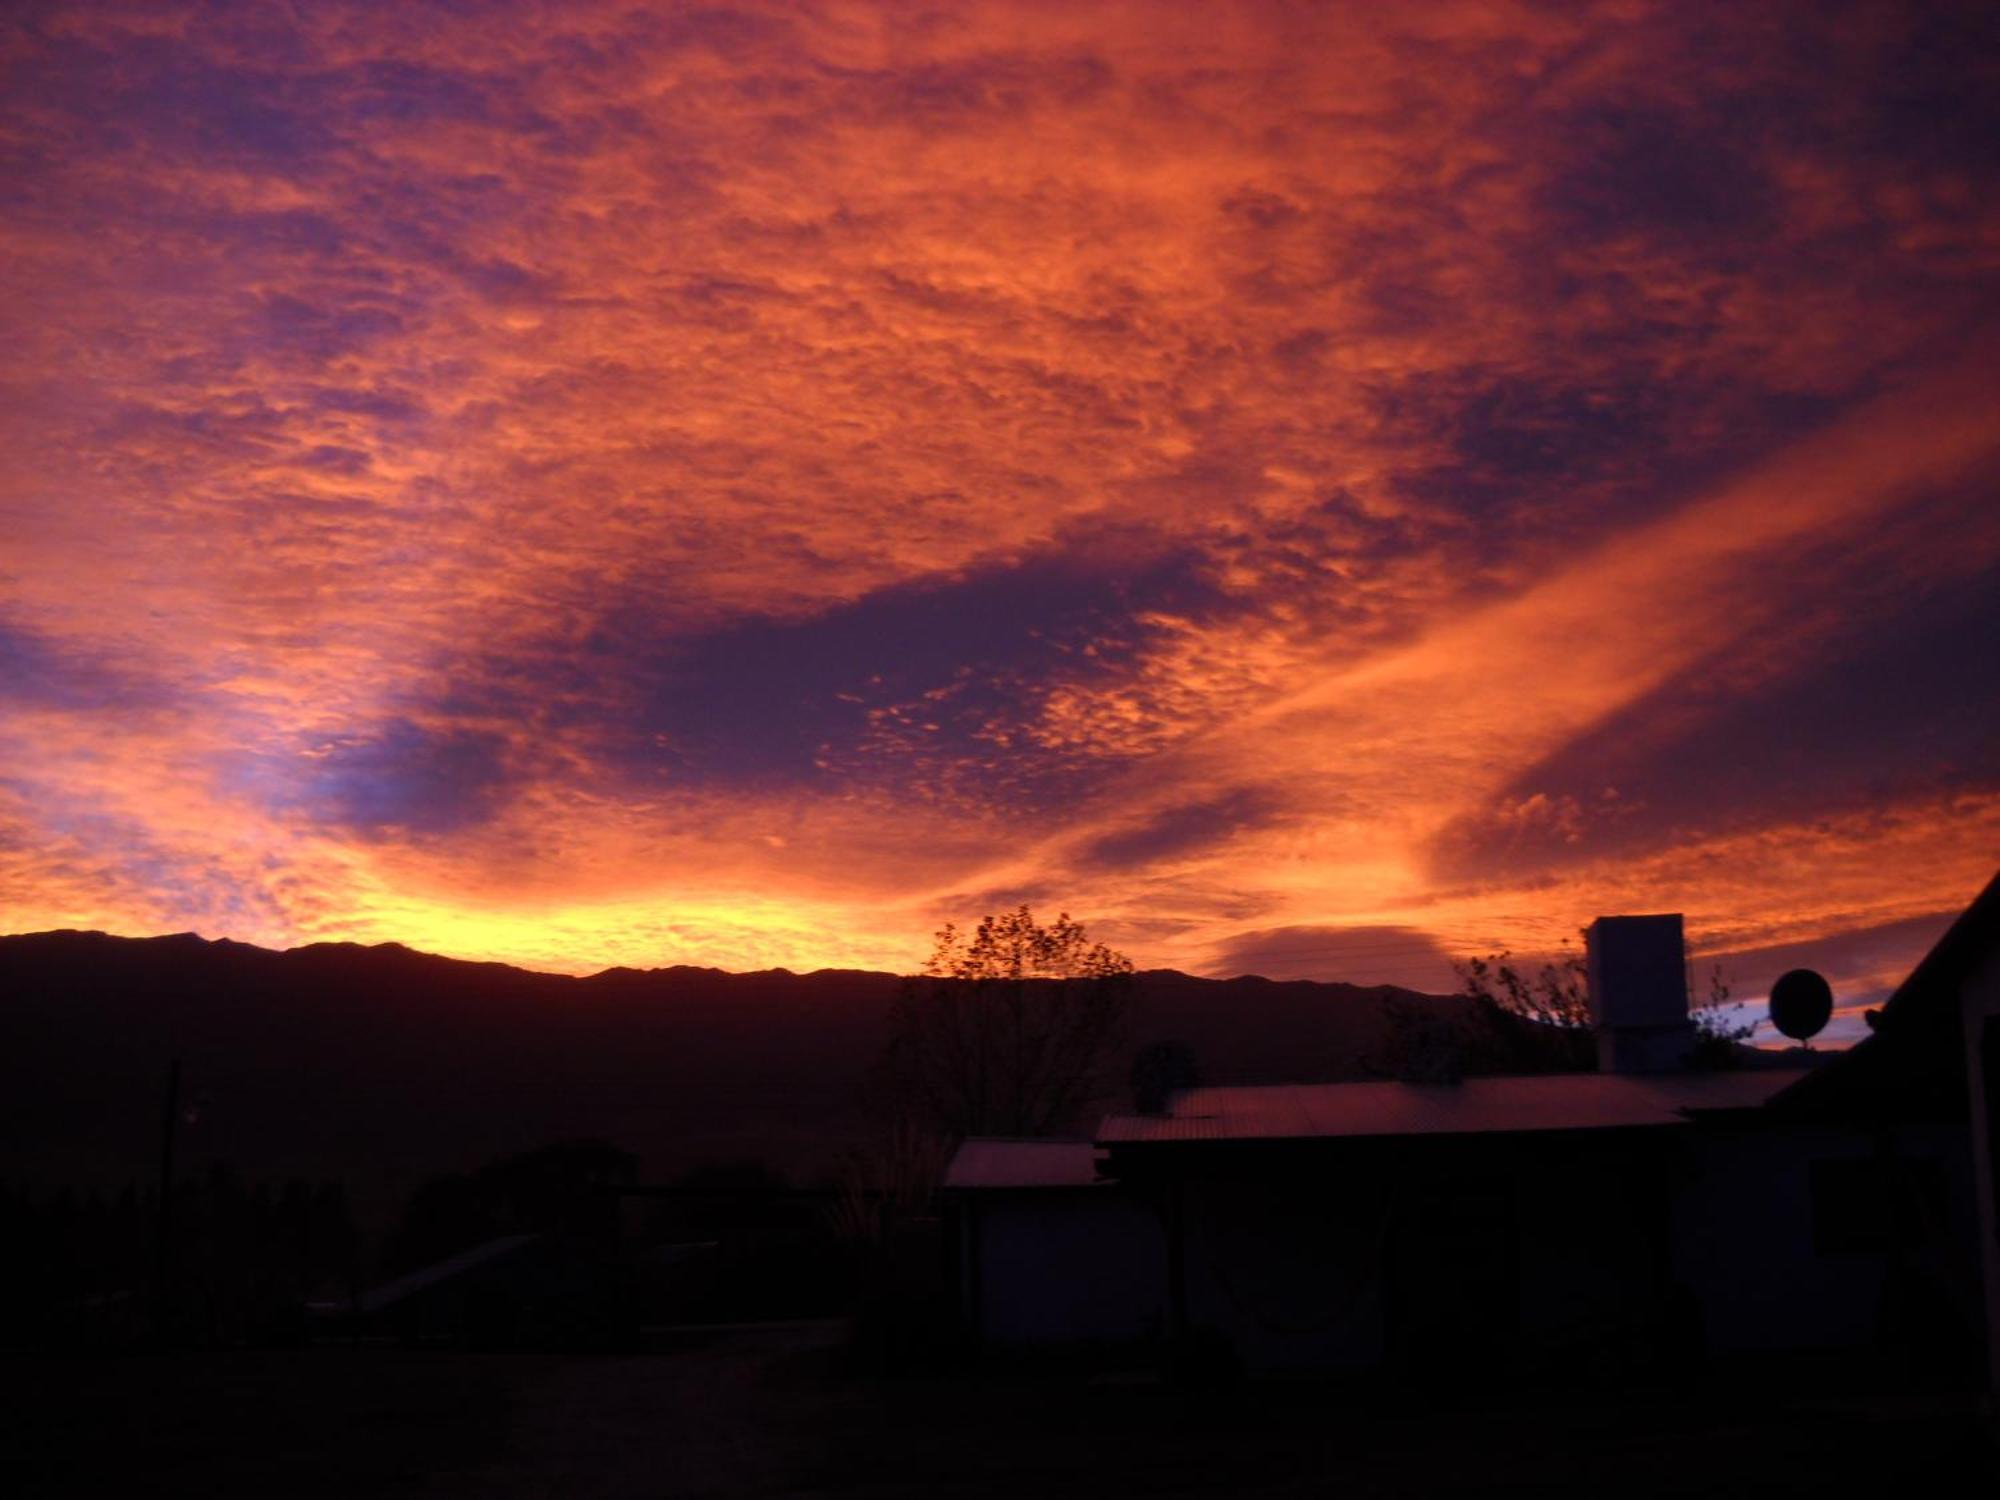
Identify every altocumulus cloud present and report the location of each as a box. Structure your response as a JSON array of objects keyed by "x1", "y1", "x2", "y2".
[{"x1": 0, "y1": 0, "x2": 1994, "y2": 986}]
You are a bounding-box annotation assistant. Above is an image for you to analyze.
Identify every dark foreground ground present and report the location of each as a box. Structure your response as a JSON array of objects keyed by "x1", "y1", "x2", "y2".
[{"x1": 6, "y1": 1325, "x2": 1996, "y2": 1498}]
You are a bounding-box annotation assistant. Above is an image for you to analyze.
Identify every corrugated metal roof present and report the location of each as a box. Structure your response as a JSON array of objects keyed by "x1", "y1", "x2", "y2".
[
  {"x1": 943, "y1": 1138, "x2": 1105, "y2": 1190},
  {"x1": 1097, "y1": 1070, "x2": 1810, "y2": 1145}
]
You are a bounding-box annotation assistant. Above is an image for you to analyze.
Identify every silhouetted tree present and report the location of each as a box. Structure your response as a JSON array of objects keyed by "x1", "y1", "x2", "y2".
[
  {"x1": 1457, "y1": 942, "x2": 1591, "y2": 1030},
  {"x1": 385, "y1": 1139, "x2": 637, "y2": 1273},
  {"x1": 1131, "y1": 1038, "x2": 1200, "y2": 1113},
  {"x1": 1375, "y1": 996, "x2": 1473, "y2": 1082},
  {"x1": 880, "y1": 906, "x2": 1134, "y2": 1138},
  {"x1": 1688, "y1": 963, "x2": 1757, "y2": 1067},
  {"x1": 1404, "y1": 941, "x2": 1596, "y2": 1073},
  {"x1": 848, "y1": 911, "x2": 1134, "y2": 1363},
  {"x1": 1454, "y1": 942, "x2": 1756, "y2": 1071},
  {"x1": 828, "y1": 1122, "x2": 955, "y2": 1249}
]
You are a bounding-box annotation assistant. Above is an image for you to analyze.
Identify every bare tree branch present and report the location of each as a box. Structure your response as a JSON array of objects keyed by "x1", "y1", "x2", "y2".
[{"x1": 883, "y1": 906, "x2": 1134, "y2": 1138}]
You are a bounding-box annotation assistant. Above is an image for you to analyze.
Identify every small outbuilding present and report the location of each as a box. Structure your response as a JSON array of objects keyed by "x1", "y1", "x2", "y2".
[{"x1": 942, "y1": 1139, "x2": 1164, "y2": 1351}]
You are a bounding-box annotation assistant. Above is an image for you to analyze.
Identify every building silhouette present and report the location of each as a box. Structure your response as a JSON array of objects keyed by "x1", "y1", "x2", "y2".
[{"x1": 946, "y1": 879, "x2": 2000, "y2": 1387}]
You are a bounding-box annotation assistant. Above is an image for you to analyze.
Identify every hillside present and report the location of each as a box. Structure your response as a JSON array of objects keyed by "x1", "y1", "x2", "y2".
[{"x1": 0, "y1": 930, "x2": 1479, "y2": 1204}]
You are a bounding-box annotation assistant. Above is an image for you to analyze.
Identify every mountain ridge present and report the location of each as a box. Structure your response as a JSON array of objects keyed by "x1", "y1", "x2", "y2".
[
  {"x1": 0, "y1": 928, "x2": 1475, "y2": 1229},
  {"x1": 7, "y1": 926, "x2": 1417, "y2": 989}
]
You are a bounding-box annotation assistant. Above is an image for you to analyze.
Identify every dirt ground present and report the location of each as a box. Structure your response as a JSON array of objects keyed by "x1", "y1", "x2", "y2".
[{"x1": 7, "y1": 1325, "x2": 1996, "y2": 1498}]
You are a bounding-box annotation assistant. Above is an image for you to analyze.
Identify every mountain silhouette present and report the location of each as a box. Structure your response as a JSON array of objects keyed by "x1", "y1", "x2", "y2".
[{"x1": 1, "y1": 930, "x2": 1485, "y2": 1225}]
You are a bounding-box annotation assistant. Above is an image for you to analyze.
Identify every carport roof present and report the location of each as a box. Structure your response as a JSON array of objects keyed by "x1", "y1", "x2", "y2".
[
  {"x1": 1097, "y1": 1069, "x2": 1808, "y2": 1145},
  {"x1": 943, "y1": 1137, "x2": 1104, "y2": 1190}
]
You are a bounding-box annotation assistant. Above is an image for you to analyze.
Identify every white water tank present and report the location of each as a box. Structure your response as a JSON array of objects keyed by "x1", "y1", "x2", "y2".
[{"x1": 1586, "y1": 914, "x2": 1694, "y2": 1073}]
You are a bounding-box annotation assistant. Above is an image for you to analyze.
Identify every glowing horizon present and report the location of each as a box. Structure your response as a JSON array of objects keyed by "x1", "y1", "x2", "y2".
[{"x1": 3, "y1": 3, "x2": 1996, "y2": 1039}]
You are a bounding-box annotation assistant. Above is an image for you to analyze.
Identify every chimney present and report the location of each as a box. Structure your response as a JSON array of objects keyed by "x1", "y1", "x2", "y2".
[{"x1": 1585, "y1": 914, "x2": 1693, "y2": 1074}]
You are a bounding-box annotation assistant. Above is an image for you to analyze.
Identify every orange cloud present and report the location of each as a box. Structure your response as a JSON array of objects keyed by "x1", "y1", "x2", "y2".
[{"x1": 1, "y1": 2, "x2": 1994, "y2": 1013}]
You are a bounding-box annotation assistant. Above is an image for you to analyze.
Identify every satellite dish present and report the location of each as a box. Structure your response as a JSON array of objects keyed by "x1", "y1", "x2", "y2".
[{"x1": 1769, "y1": 968, "x2": 1833, "y2": 1043}]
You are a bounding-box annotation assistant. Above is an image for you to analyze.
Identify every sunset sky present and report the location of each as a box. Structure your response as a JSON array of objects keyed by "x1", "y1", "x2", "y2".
[{"x1": 2, "y1": 2, "x2": 1995, "y2": 1036}]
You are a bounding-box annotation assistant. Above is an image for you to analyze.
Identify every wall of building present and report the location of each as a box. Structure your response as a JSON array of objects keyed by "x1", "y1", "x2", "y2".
[
  {"x1": 1175, "y1": 1137, "x2": 1690, "y2": 1380},
  {"x1": 1672, "y1": 1121, "x2": 1981, "y2": 1371},
  {"x1": 1179, "y1": 1170, "x2": 1390, "y2": 1374},
  {"x1": 963, "y1": 1189, "x2": 1166, "y2": 1349},
  {"x1": 957, "y1": 1117, "x2": 1986, "y2": 1382},
  {"x1": 1511, "y1": 1140, "x2": 1679, "y2": 1377}
]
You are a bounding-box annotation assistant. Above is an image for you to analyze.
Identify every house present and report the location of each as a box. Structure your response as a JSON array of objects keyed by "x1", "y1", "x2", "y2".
[
  {"x1": 943, "y1": 874, "x2": 2000, "y2": 1385},
  {"x1": 1765, "y1": 870, "x2": 2000, "y2": 1387}
]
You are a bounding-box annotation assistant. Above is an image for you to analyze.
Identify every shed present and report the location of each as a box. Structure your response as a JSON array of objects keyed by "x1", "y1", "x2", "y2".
[{"x1": 942, "y1": 1139, "x2": 1166, "y2": 1351}]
